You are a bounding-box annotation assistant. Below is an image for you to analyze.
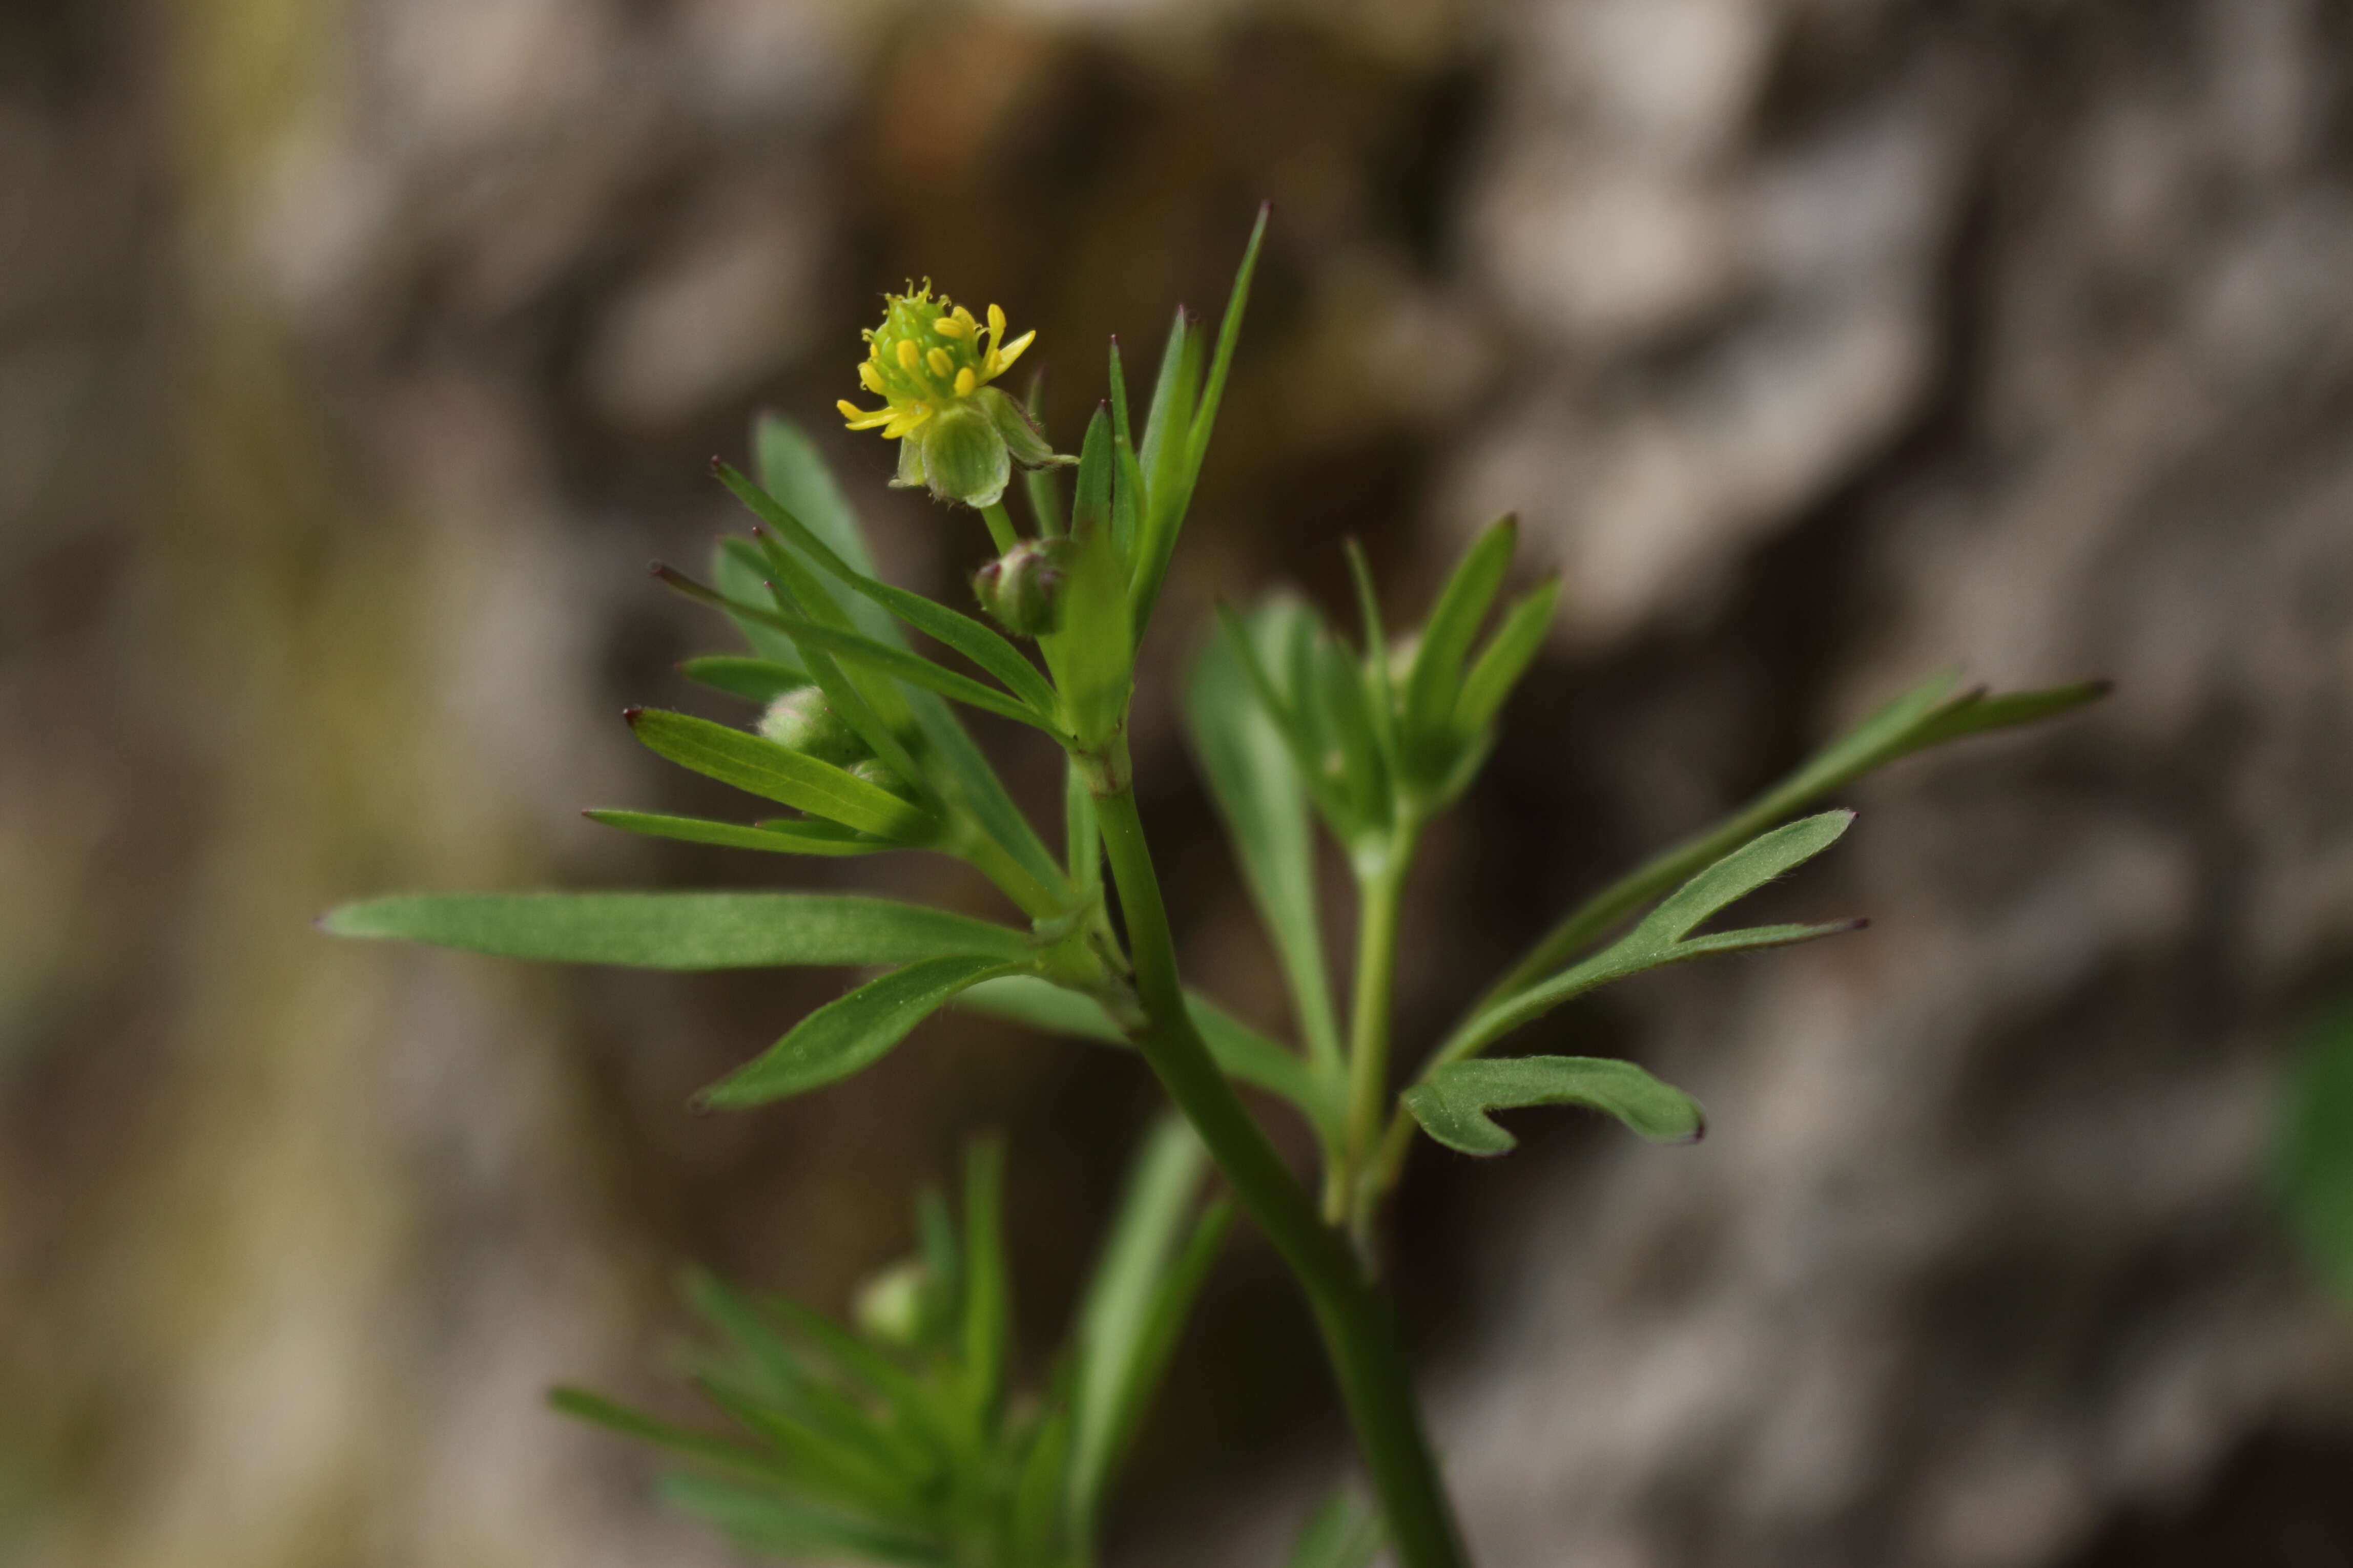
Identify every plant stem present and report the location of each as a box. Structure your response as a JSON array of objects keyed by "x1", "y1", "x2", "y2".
[
  {"x1": 1092, "y1": 781, "x2": 1470, "y2": 1568},
  {"x1": 1344, "y1": 839, "x2": 1412, "y2": 1251},
  {"x1": 981, "y1": 500, "x2": 1022, "y2": 554}
]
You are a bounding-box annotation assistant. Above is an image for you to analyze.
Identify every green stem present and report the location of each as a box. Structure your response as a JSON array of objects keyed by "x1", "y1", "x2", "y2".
[
  {"x1": 1092, "y1": 781, "x2": 1469, "y2": 1568},
  {"x1": 1343, "y1": 838, "x2": 1412, "y2": 1248},
  {"x1": 980, "y1": 500, "x2": 1022, "y2": 554}
]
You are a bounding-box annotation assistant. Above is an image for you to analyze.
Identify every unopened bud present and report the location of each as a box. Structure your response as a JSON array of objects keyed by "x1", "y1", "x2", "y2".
[
  {"x1": 848, "y1": 757, "x2": 918, "y2": 800},
  {"x1": 757, "y1": 685, "x2": 867, "y2": 767},
  {"x1": 972, "y1": 539, "x2": 1070, "y2": 638},
  {"x1": 853, "y1": 1259, "x2": 931, "y2": 1346}
]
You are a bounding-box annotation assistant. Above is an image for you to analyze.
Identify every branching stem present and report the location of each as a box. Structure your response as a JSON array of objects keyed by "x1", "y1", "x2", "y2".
[{"x1": 1091, "y1": 780, "x2": 1469, "y2": 1568}]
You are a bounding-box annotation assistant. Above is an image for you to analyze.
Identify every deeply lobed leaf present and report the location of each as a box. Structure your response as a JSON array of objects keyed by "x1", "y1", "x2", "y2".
[{"x1": 1405, "y1": 1056, "x2": 1704, "y2": 1156}]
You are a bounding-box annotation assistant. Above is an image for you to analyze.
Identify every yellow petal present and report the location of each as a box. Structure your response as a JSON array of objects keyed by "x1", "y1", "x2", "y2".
[
  {"x1": 933, "y1": 316, "x2": 969, "y2": 339},
  {"x1": 881, "y1": 405, "x2": 933, "y2": 440},
  {"x1": 989, "y1": 328, "x2": 1036, "y2": 376},
  {"x1": 838, "y1": 400, "x2": 897, "y2": 431},
  {"x1": 927, "y1": 346, "x2": 954, "y2": 377},
  {"x1": 954, "y1": 366, "x2": 976, "y2": 396},
  {"x1": 987, "y1": 304, "x2": 1006, "y2": 341}
]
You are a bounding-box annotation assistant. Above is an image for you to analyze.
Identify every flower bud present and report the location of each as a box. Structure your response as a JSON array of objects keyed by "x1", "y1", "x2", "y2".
[
  {"x1": 756, "y1": 685, "x2": 866, "y2": 767},
  {"x1": 852, "y1": 1259, "x2": 931, "y2": 1347},
  {"x1": 972, "y1": 539, "x2": 1070, "y2": 638},
  {"x1": 848, "y1": 757, "x2": 918, "y2": 800}
]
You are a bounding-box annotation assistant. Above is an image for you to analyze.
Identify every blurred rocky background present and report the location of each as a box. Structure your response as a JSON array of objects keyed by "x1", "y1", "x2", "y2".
[{"x1": 5, "y1": 0, "x2": 2352, "y2": 1564}]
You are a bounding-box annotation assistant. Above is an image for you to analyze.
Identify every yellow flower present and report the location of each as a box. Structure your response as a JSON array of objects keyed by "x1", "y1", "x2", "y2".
[{"x1": 836, "y1": 283, "x2": 1062, "y2": 509}]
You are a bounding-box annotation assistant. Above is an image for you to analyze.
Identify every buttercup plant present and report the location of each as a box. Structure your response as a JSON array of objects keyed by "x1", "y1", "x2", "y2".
[{"x1": 327, "y1": 209, "x2": 2106, "y2": 1566}]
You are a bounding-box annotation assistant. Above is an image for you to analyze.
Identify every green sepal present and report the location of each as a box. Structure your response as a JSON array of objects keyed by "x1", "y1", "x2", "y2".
[
  {"x1": 978, "y1": 385, "x2": 1068, "y2": 470},
  {"x1": 918, "y1": 402, "x2": 1011, "y2": 509},
  {"x1": 701, "y1": 954, "x2": 1027, "y2": 1107},
  {"x1": 1405, "y1": 1056, "x2": 1704, "y2": 1155}
]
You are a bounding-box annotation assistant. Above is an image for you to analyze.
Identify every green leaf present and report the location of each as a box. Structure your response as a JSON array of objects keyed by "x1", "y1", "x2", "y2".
[
  {"x1": 1010, "y1": 1403, "x2": 1075, "y2": 1564},
  {"x1": 1402, "y1": 515, "x2": 1516, "y2": 743},
  {"x1": 627, "y1": 707, "x2": 937, "y2": 840},
  {"x1": 694, "y1": 1377, "x2": 925, "y2": 1520},
  {"x1": 701, "y1": 954, "x2": 1023, "y2": 1107},
  {"x1": 1182, "y1": 202, "x2": 1268, "y2": 490},
  {"x1": 1066, "y1": 1115, "x2": 1200, "y2": 1523},
  {"x1": 2277, "y1": 999, "x2": 2353, "y2": 1301},
  {"x1": 1022, "y1": 374, "x2": 1067, "y2": 538},
  {"x1": 955, "y1": 973, "x2": 1121, "y2": 1039},
  {"x1": 730, "y1": 602, "x2": 1061, "y2": 735},
  {"x1": 1630, "y1": 809, "x2": 1856, "y2": 947},
  {"x1": 1343, "y1": 539, "x2": 1400, "y2": 762},
  {"x1": 959, "y1": 1139, "x2": 1010, "y2": 1427},
  {"x1": 1066, "y1": 1115, "x2": 1230, "y2": 1541},
  {"x1": 685, "y1": 1271, "x2": 937, "y2": 1478},
  {"x1": 323, "y1": 892, "x2": 1030, "y2": 969},
  {"x1": 658, "y1": 1471, "x2": 943, "y2": 1566},
  {"x1": 901, "y1": 687, "x2": 1071, "y2": 910},
  {"x1": 714, "y1": 538, "x2": 810, "y2": 671},
  {"x1": 1070, "y1": 405, "x2": 1113, "y2": 539},
  {"x1": 663, "y1": 556, "x2": 931, "y2": 790},
  {"x1": 1137, "y1": 307, "x2": 1195, "y2": 497},
  {"x1": 716, "y1": 460, "x2": 1061, "y2": 718},
  {"x1": 1451, "y1": 577, "x2": 1559, "y2": 739},
  {"x1": 550, "y1": 1387, "x2": 781, "y2": 1486},
  {"x1": 1130, "y1": 309, "x2": 1205, "y2": 634},
  {"x1": 1435, "y1": 812, "x2": 1862, "y2": 1067},
  {"x1": 1214, "y1": 603, "x2": 1352, "y2": 835},
  {"x1": 679, "y1": 655, "x2": 806, "y2": 704},
  {"x1": 1307, "y1": 627, "x2": 1391, "y2": 834},
  {"x1": 1485, "y1": 670, "x2": 2109, "y2": 998},
  {"x1": 714, "y1": 460, "x2": 1071, "y2": 903},
  {"x1": 1405, "y1": 1056, "x2": 1704, "y2": 1155},
  {"x1": 754, "y1": 412, "x2": 899, "y2": 646},
  {"x1": 1287, "y1": 1488, "x2": 1385, "y2": 1568},
  {"x1": 1106, "y1": 337, "x2": 1146, "y2": 563},
  {"x1": 1185, "y1": 603, "x2": 1345, "y2": 1079},
  {"x1": 951, "y1": 975, "x2": 1334, "y2": 1133},
  {"x1": 584, "y1": 808, "x2": 885, "y2": 858},
  {"x1": 1895, "y1": 678, "x2": 2114, "y2": 756},
  {"x1": 1046, "y1": 509, "x2": 1133, "y2": 748}
]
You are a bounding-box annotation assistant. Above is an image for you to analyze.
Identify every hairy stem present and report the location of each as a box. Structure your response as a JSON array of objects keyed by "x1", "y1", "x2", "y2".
[
  {"x1": 1092, "y1": 781, "x2": 1469, "y2": 1568},
  {"x1": 980, "y1": 500, "x2": 1022, "y2": 554}
]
